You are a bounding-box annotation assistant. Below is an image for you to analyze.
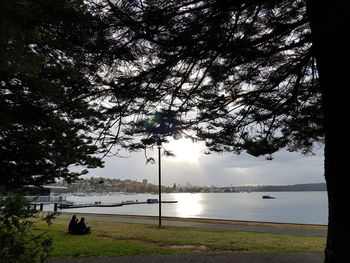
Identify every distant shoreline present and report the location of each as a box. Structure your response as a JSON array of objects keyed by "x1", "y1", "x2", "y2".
[
  {"x1": 58, "y1": 181, "x2": 326, "y2": 194},
  {"x1": 238, "y1": 183, "x2": 326, "y2": 192}
]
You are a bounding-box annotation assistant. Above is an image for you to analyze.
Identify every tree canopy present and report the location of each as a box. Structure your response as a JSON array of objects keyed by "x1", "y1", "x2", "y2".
[
  {"x1": 0, "y1": 0, "x2": 111, "y2": 189},
  {"x1": 100, "y1": 0, "x2": 324, "y2": 158},
  {"x1": 98, "y1": 1, "x2": 349, "y2": 262}
]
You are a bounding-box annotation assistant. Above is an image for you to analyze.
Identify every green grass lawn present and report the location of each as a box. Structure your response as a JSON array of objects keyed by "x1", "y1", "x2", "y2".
[{"x1": 33, "y1": 218, "x2": 326, "y2": 258}]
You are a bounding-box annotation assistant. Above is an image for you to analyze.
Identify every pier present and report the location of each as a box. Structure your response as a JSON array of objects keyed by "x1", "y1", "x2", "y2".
[
  {"x1": 29, "y1": 199, "x2": 177, "y2": 211},
  {"x1": 60, "y1": 200, "x2": 177, "y2": 209}
]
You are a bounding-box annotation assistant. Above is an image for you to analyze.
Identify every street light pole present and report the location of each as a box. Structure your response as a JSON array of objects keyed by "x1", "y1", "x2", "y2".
[{"x1": 157, "y1": 141, "x2": 162, "y2": 228}]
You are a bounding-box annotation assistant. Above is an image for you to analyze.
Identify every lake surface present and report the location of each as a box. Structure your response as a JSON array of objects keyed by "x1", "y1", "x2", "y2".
[{"x1": 57, "y1": 192, "x2": 327, "y2": 225}]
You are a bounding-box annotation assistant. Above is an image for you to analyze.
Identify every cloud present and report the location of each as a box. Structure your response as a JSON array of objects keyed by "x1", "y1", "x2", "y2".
[{"x1": 82, "y1": 146, "x2": 325, "y2": 187}]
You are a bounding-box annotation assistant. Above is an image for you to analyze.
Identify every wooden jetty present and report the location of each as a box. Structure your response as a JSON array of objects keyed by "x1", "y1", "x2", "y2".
[{"x1": 59, "y1": 200, "x2": 177, "y2": 209}]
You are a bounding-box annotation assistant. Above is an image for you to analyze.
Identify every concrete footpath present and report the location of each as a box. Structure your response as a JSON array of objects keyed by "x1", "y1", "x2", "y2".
[
  {"x1": 49, "y1": 252, "x2": 324, "y2": 263},
  {"x1": 57, "y1": 214, "x2": 327, "y2": 237}
]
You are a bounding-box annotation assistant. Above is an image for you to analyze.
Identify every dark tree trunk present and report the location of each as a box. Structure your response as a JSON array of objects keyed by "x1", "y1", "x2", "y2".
[{"x1": 307, "y1": 1, "x2": 348, "y2": 262}]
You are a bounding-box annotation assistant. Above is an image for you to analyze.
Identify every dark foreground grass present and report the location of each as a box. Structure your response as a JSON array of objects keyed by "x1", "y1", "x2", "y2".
[{"x1": 33, "y1": 218, "x2": 326, "y2": 258}]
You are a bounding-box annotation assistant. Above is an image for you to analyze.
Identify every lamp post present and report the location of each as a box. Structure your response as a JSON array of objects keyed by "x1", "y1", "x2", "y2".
[
  {"x1": 144, "y1": 113, "x2": 166, "y2": 228},
  {"x1": 157, "y1": 139, "x2": 162, "y2": 228}
]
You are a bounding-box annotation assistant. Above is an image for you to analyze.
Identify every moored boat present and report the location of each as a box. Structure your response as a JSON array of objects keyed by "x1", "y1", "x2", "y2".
[{"x1": 262, "y1": 195, "x2": 276, "y2": 199}]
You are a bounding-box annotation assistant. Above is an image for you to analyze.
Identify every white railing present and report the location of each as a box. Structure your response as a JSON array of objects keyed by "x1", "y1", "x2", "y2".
[{"x1": 25, "y1": 195, "x2": 66, "y2": 203}]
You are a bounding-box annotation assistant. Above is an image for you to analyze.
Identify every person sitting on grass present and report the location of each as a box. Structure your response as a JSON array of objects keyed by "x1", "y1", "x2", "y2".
[
  {"x1": 76, "y1": 217, "x2": 91, "y2": 234},
  {"x1": 68, "y1": 215, "x2": 78, "y2": 234}
]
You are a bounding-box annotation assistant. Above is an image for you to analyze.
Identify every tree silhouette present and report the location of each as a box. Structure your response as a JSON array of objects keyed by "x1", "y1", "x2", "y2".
[
  {"x1": 0, "y1": 0, "x2": 111, "y2": 189},
  {"x1": 101, "y1": 0, "x2": 347, "y2": 261}
]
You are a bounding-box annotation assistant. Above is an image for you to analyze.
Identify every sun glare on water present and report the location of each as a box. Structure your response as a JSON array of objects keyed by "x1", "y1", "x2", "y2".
[
  {"x1": 175, "y1": 193, "x2": 203, "y2": 217},
  {"x1": 164, "y1": 138, "x2": 203, "y2": 163}
]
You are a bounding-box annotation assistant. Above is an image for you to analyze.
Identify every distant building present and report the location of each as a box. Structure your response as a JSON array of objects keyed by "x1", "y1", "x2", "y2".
[
  {"x1": 142, "y1": 179, "x2": 148, "y2": 185},
  {"x1": 23, "y1": 185, "x2": 67, "y2": 203}
]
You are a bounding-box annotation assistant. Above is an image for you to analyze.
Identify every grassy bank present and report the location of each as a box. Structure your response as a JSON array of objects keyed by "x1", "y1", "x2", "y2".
[
  {"x1": 33, "y1": 217, "x2": 326, "y2": 259},
  {"x1": 60, "y1": 212, "x2": 328, "y2": 230}
]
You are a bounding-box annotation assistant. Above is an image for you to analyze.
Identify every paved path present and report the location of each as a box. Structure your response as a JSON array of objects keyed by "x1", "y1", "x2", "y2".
[
  {"x1": 58, "y1": 214, "x2": 327, "y2": 237},
  {"x1": 49, "y1": 252, "x2": 325, "y2": 263}
]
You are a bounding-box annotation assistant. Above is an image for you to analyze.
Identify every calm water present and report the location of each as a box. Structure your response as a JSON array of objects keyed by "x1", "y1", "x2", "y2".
[{"x1": 54, "y1": 192, "x2": 328, "y2": 225}]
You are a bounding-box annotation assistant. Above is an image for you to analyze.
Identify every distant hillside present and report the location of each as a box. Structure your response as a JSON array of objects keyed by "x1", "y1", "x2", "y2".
[
  {"x1": 256, "y1": 183, "x2": 326, "y2": 192},
  {"x1": 235, "y1": 183, "x2": 326, "y2": 192}
]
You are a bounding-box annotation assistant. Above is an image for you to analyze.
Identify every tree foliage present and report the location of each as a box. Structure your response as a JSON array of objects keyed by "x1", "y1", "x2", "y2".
[
  {"x1": 0, "y1": 194, "x2": 56, "y2": 263},
  {"x1": 100, "y1": 0, "x2": 323, "y2": 159},
  {"x1": 0, "y1": 0, "x2": 112, "y2": 189},
  {"x1": 98, "y1": 1, "x2": 350, "y2": 262}
]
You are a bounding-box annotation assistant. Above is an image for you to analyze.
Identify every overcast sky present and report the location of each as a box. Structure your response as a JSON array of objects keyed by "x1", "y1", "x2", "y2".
[{"x1": 82, "y1": 138, "x2": 325, "y2": 187}]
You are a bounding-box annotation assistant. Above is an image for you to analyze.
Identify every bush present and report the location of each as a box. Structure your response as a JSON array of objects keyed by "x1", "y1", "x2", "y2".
[{"x1": 0, "y1": 194, "x2": 54, "y2": 263}]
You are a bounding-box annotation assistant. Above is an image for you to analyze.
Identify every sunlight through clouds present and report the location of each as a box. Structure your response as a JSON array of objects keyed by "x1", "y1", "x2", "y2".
[{"x1": 163, "y1": 138, "x2": 204, "y2": 163}]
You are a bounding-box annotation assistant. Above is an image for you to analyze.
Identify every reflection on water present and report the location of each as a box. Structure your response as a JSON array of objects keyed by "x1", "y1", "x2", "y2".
[
  {"x1": 175, "y1": 193, "x2": 203, "y2": 218},
  {"x1": 58, "y1": 192, "x2": 328, "y2": 224}
]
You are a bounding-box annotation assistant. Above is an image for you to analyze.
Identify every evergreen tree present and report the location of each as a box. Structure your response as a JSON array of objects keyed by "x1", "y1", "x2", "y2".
[
  {"x1": 101, "y1": 0, "x2": 347, "y2": 261},
  {"x1": 0, "y1": 0, "x2": 111, "y2": 189}
]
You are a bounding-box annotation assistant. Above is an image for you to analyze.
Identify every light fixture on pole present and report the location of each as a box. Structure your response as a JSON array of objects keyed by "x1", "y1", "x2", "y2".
[{"x1": 157, "y1": 139, "x2": 162, "y2": 228}]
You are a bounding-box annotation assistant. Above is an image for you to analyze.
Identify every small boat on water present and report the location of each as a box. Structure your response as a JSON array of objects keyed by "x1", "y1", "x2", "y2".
[
  {"x1": 147, "y1": 198, "x2": 158, "y2": 203},
  {"x1": 262, "y1": 195, "x2": 276, "y2": 199}
]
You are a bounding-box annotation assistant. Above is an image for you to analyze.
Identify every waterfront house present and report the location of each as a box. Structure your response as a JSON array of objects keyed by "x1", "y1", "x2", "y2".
[{"x1": 24, "y1": 185, "x2": 67, "y2": 203}]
